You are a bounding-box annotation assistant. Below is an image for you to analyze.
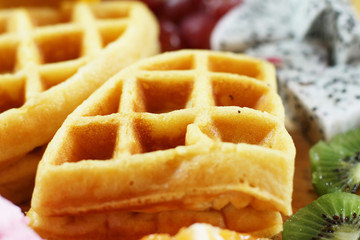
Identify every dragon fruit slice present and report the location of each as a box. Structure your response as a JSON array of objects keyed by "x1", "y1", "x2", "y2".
[
  {"x1": 279, "y1": 65, "x2": 360, "y2": 143},
  {"x1": 290, "y1": 0, "x2": 329, "y2": 41},
  {"x1": 211, "y1": 0, "x2": 293, "y2": 52},
  {"x1": 212, "y1": 0, "x2": 360, "y2": 65},
  {"x1": 245, "y1": 39, "x2": 328, "y2": 117},
  {"x1": 330, "y1": 0, "x2": 360, "y2": 64},
  {"x1": 211, "y1": 0, "x2": 360, "y2": 144},
  {"x1": 245, "y1": 39, "x2": 328, "y2": 73},
  {"x1": 291, "y1": 0, "x2": 360, "y2": 64},
  {"x1": 0, "y1": 196, "x2": 42, "y2": 240}
]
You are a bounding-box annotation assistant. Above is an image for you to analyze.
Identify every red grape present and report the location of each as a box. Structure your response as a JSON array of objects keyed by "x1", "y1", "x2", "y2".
[
  {"x1": 141, "y1": 0, "x2": 165, "y2": 16},
  {"x1": 159, "y1": 20, "x2": 184, "y2": 52},
  {"x1": 202, "y1": 0, "x2": 243, "y2": 19},
  {"x1": 161, "y1": 0, "x2": 200, "y2": 22},
  {"x1": 137, "y1": 0, "x2": 242, "y2": 51},
  {"x1": 180, "y1": 11, "x2": 217, "y2": 49}
]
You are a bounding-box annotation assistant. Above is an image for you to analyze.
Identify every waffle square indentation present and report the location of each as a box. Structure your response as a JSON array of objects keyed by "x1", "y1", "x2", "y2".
[
  {"x1": 208, "y1": 55, "x2": 261, "y2": 79},
  {"x1": 36, "y1": 29, "x2": 83, "y2": 64},
  {"x1": 40, "y1": 62, "x2": 82, "y2": 91},
  {"x1": 54, "y1": 121, "x2": 118, "y2": 164},
  {"x1": 28, "y1": 9, "x2": 71, "y2": 27},
  {"x1": 0, "y1": 40, "x2": 17, "y2": 74},
  {"x1": 99, "y1": 23, "x2": 126, "y2": 48},
  {"x1": 212, "y1": 76, "x2": 269, "y2": 110},
  {"x1": 0, "y1": 76, "x2": 24, "y2": 113},
  {"x1": 90, "y1": 4, "x2": 130, "y2": 20},
  {"x1": 0, "y1": 16, "x2": 8, "y2": 34},
  {"x1": 211, "y1": 111, "x2": 276, "y2": 146},
  {"x1": 133, "y1": 115, "x2": 192, "y2": 153},
  {"x1": 137, "y1": 77, "x2": 193, "y2": 114}
]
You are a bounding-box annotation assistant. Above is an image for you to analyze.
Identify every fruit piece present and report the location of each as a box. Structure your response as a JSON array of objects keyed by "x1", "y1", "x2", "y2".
[
  {"x1": 139, "y1": 0, "x2": 243, "y2": 51},
  {"x1": 180, "y1": 11, "x2": 217, "y2": 49},
  {"x1": 159, "y1": 20, "x2": 183, "y2": 52},
  {"x1": 202, "y1": 0, "x2": 243, "y2": 19},
  {"x1": 283, "y1": 192, "x2": 360, "y2": 240},
  {"x1": 245, "y1": 39, "x2": 328, "y2": 72},
  {"x1": 291, "y1": 0, "x2": 360, "y2": 65},
  {"x1": 0, "y1": 196, "x2": 42, "y2": 239},
  {"x1": 310, "y1": 128, "x2": 360, "y2": 196},
  {"x1": 160, "y1": 0, "x2": 200, "y2": 22},
  {"x1": 211, "y1": 0, "x2": 293, "y2": 52},
  {"x1": 277, "y1": 64, "x2": 360, "y2": 143},
  {"x1": 141, "y1": 0, "x2": 165, "y2": 15}
]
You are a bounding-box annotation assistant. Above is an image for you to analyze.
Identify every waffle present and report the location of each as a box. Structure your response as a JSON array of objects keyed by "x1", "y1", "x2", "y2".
[
  {"x1": 0, "y1": 146, "x2": 44, "y2": 204},
  {"x1": 28, "y1": 205, "x2": 282, "y2": 240},
  {"x1": 141, "y1": 223, "x2": 270, "y2": 240},
  {"x1": 29, "y1": 50, "x2": 295, "y2": 239},
  {"x1": 0, "y1": 1, "x2": 159, "y2": 172},
  {"x1": 0, "y1": 0, "x2": 99, "y2": 8}
]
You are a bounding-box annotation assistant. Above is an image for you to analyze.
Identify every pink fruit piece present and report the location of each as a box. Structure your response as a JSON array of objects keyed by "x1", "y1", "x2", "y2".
[{"x1": 0, "y1": 196, "x2": 42, "y2": 240}]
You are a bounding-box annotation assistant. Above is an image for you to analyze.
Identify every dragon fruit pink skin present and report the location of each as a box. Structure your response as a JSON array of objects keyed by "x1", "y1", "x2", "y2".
[{"x1": 0, "y1": 196, "x2": 42, "y2": 240}]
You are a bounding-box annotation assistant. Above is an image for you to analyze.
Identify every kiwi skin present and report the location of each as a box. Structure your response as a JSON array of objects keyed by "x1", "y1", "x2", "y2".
[
  {"x1": 310, "y1": 128, "x2": 360, "y2": 196},
  {"x1": 282, "y1": 192, "x2": 360, "y2": 240}
]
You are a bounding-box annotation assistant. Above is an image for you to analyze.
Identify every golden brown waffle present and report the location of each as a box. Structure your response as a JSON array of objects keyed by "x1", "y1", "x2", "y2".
[
  {"x1": 0, "y1": 1, "x2": 159, "y2": 166},
  {"x1": 28, "y1": 205, "x2": 282, "y2": 240},
  {"x1": 141, "y1": 223, "x2": 270, "y2": 240},
  {"x1": 0, "y1": 146, "x2": 44, "y2": 204},
  {"x1": 29, "y1": 50, "x2": 295, "y2": 239},
  {"x1": 0, "y1": 0, "x2": 99, "y2": 8}
]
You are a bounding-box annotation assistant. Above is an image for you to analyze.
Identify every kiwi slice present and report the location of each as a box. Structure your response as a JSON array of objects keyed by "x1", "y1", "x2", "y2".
[
  {"x1": 283, "y1": 192, "x2": 360, "y2": 240},
  {"x1": 310, "y1": 128, "x2": 360, "y2": 196}
]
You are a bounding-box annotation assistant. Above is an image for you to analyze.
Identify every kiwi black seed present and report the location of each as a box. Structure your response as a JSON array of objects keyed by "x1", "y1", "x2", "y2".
[
  {"x1": 310, "y1": 128, "x2": 360, "y2": 196},
  {"x1": 283, "y1": 192, "x2": 360, "y2": 240}
]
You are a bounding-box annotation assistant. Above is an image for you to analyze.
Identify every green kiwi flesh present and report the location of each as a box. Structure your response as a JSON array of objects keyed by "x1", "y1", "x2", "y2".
[
  {"x1": 282, "y1": 192, "x2": 360, "y2": 240},
  {"x1": 310, "y1": 128, "x2": 360, "y2": 196}
]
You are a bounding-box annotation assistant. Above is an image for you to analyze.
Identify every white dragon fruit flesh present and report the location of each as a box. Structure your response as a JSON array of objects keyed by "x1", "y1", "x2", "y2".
[
  {"x1": 245, "y1": 39, "x2": 328, "y2": 73},
  {"x1": 211, "y1": 0, "x2": 293, "y2": 52},
  {"x1": 211, "y1": 0, "x2": 360, "y2": 142},
  {"x1": 278, "y1": 65, "x2": 360, "y2": 143}
]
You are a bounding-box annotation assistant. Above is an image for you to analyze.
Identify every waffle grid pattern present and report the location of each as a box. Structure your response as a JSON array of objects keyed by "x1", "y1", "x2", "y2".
[
  {"x1": 0, "y1": 1, "x2": 159, "y2": 166},
  {"x1": 30, "y1": 50, "x2": 295, "y2": 239},
  {"x1": 56, "y1": 51, "x2": 284, "y2": 164},
  {"x1": 0, "y1": 2, "x2": 129, "y2": 113},
  {"x1": 32, "y1": 51, "x2": 294, "y2": 218}
]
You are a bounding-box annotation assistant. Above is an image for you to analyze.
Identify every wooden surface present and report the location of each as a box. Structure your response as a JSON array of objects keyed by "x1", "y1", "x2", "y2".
[{"x1": 287, "y1": 124, "x2": 318, "y2": 214}]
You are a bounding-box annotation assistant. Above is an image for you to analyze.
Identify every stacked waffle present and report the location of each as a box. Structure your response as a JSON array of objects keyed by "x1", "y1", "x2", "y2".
[
  {"x1": 28, "y1": 50, "x2": 295, "y2": 240},
  {"x1": 0, "y1": 1, "x2": 159, "y2": 203}
]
